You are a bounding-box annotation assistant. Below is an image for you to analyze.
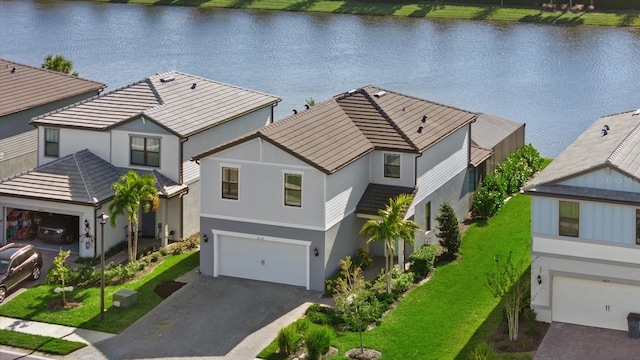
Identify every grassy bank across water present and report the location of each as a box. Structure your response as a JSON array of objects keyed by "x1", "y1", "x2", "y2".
[{"x1": 90, "y1": 0, "x2": 640, "y2": 26}]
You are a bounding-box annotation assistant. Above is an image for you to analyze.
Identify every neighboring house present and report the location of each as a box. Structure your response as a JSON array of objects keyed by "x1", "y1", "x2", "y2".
[
  {"x1": 524, "y1": 108, "x2": 640, "y2": 331},
  {"x1": 193, "y1": 86, "x2": 487, "y2": 291},
  {"x1": 0, "y1": 71, "x2": 280, "y2": 257},
  {"x1": 468, "y1": 113, "x2": 525, "y2": 203},
  {"x1": 0, "y1": 58, "x2": 105, "y2": 179}
]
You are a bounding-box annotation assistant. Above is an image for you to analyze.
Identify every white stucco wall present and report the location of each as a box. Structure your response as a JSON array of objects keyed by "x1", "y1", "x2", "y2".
[
  {"x1": 325, "y1": 156, "x2": 370, "y2": 230},
  {"x1": 369, "y1": 151, "x2": 415, "y2": 188},
  {"x1": 38, "y1": 127, "x2": 110, "y2": 166}
]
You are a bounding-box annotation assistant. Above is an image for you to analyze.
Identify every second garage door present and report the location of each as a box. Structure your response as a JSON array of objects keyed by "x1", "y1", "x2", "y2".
[
  {"x1": 216, "y1": 233, "x2": 309, "y2": 289},
  {"x1": 552, "y1": 276, "x2": 640, "y2": 331}
]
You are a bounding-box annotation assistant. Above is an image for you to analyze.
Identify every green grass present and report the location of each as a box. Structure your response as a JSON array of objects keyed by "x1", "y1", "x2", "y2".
[
  {"x1": 0, "y1": 329, "x2": 87, "y2": 355},
  {"x1": 0, "y1": 251, "x2": 199, "y2": 334},
  {"x1": 259, "y1": 194, "x2": 533, "y2": 360},
  {"x1": 88, "y1": 0, "x2": 640, "y2": 27}
]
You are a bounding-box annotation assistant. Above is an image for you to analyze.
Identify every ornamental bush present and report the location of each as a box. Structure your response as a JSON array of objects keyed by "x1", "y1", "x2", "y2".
[
  {"x1": 436, "y1": 202, "x2": 462, "y2": 257},
  {"x1": 304, "y1": 325, "x2": 333, "y2": 360},
  {"x1": 276, "y1": 323, "x2": 301, "y2": 356},
  {"x1": 409, "y1": 244, "x2": 436, "y2": 279}
]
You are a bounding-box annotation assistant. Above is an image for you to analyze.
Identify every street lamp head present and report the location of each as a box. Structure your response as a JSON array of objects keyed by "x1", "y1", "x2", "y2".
[{"x1": 98, "y1": 212, "x2": 109, "y2": 225}]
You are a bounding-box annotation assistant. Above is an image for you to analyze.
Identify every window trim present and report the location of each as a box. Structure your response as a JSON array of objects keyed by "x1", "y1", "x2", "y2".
[
  {"x1": 636, "y1": 209, "x2": 640, "y2": 245},
  {"x1": 221, "y1": 166, "x2": 239, "y2": 200},
  {"x1": 130, "y1": 135, "x2": 161, "y2": 168},
  {"x1": 558, "y1": 200, "x2": 579, "y2": 238},
  {"x1": 425, "y1": 201, "x2": 432, "y2": 232},
  {"x1": 44, "y1": 128, "x2": 59, "y2": 158},
  {"x1": 283, "y1": 171, "x2": 303, "y2": 208},
  {"x1": 383, "y1": 153, "x2": 401, "y2": 179}
]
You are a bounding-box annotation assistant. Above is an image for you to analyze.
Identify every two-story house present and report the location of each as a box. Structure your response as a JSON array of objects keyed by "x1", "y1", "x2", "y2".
[
  {"x1": 0, "y1": 58, "x2": 105, "y2": 179},
  {"x1": 0, "y1": 71, "x2": 280, "y2": 256},
  {"x1": 192, "y1": 86, "x2": 483, "y2": 291},
  {"x1": 524, "y1": 109, "x2": 640, "y2": 331}
]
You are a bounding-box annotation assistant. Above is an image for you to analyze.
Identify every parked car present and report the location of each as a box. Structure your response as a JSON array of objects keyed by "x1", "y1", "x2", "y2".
[
  {"x1": 37, "y1": 214, "x2": 78, "y2": 244},
  {"x1": 0, "y1": 243, "x2": 43, "y2": 303}
]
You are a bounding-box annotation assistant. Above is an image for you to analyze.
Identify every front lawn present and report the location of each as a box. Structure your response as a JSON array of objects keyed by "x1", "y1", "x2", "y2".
[
  {"x1": 0, "y1": 329, "x2": 86, "y2": 355},
  {"x1": 0, "y1": 250, "x2": 199, "y2": 334},
  {"x1": 259, "y1": 193, "x2": 533, "y2": 359}
]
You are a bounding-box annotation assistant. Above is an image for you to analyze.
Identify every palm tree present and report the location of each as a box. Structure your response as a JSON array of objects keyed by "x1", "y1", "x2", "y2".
[
  {"x1": 108, "y1": 171, "x2": 159, "y2": 262},
  {"x1": 360, "y1": 193, "x2": 420, "y2": 293},
  {"x1": 41, "y1": 54, "x2": 79, "y2": 76}
]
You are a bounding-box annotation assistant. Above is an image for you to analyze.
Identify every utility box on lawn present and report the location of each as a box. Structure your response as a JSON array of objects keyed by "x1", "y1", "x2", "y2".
[
  {"x1": 627, "y1": 313, "x2": 640, "y2": 339},
  {"x1": 113, "y1": 289, "x2": 138, "y2": 309}
]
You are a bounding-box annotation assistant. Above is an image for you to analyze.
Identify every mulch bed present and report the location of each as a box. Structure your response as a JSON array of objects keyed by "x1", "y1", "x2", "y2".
[
  {"x1": 47, "y1": 298, "x2": 83, "y2": 311},
  {"x1": 153, "y1": 280, "x2": 186, "y2": 299},
  {"x1": 488, "y1": 319, "x2": 549, "y2": 353}
]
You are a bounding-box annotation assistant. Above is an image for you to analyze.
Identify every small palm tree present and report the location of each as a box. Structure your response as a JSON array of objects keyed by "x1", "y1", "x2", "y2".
[
  {"x1": 108, "y1": 171, "x2": 159, "y2": 262},
  {"x1": 360, "y1": 194, "x2": 420, "y2": 293},
  {"x1": 41, "y1": 54, "x2": 78, "y2": 76}
]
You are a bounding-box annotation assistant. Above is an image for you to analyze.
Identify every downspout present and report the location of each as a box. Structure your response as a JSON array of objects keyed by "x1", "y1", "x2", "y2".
[{"x1": 179, "y1": 137, "x2": 189, "y2": 241}]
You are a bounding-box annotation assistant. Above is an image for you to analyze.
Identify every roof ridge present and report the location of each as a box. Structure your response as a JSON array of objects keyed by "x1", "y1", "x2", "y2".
[
  {"x1": 359, "y1": 88, "x2": 419, "y2": 152},
  {"x1": 0, "y1": 58, "x2": 106, "y2": 88},
  {"x1": 73, "y1": 150, "x2": 99, "y2": 204},
  {"x1": 367, "y1": 85, "x2": 478, "y2": 117},
  {"x1": 261, "y1": 98, "x2": 338, "y2": 133},
  {"x1": 144, "y1": 77, "x2": 165, "y2": 106},
  {"x1": 606, "y1": 122, "x2": 640, "y2": 164},
  {"x1": 171, "y1": 70, "x2": 280, "y2": 100},
  {"x1": 600, "y1": 108, "x2": 639, "y2": 119}
]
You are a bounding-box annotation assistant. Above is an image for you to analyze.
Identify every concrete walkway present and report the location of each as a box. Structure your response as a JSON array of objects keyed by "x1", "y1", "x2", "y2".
[{"x1": 0, "y1": 316, "x2": 115, "y2": 345}]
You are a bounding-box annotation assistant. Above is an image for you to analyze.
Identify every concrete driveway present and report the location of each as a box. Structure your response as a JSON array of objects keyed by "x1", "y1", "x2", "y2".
[
  {"x1": 68, "y1": 273, "x2": 329, "y2": 360},
  {"x1": 534, "y1": 322, "x2": 640, "y2": 360}
]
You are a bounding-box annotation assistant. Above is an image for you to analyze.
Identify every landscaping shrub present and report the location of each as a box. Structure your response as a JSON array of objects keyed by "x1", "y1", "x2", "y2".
[
  {"x1": 276, "y1": 323, "x2": 301, "y2": 356},
  {"x1": 304, "y1": 325, "x2": 333, "y2": 360},
  {"x1": 372, "y1": 265, "x2": 414, "y2": 295},
  {"x1": 408, "y1": 244, "x2": 436, "y2": 279},
  {"x1": 325, "y1": 256, "x2": 362, "y2": 295},
  {"x1": 435, "y1": 202, "x2": 462, "y2": 256},
  {"x1": 150, "y1": 251, "x2": 161, "y2": 262},
  {"x1": 467, "y1": 342, "x2": 496, "y2": 360},
  {"x1": 472, "y1": 173, "x2": 508, "y2": 219},
  {"x1": 354, "y1": 246, "x2": 373, "y2": 269}
]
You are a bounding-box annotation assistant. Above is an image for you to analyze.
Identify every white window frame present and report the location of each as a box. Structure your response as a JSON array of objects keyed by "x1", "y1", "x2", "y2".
[
  {"x1": 384, "y1": 152, "x2": 401, "y2": 179},
  {"x1": 220, "y1": 165, "x2": 240, "y2": 201},
  {"x1": 44, "y1": 128, "x2": 59, "y2": 158},
  {"x1": 283, "y1": 170, "x2": 303, "y2": 208}
]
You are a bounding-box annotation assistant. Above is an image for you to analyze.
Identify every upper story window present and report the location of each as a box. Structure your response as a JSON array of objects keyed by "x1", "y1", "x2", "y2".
[
  {"x1": 384, "y1": 153, "x2": 401, "y2": 178},
  {"x1": 559, "y1": 200, "x2": 579, "y2": 237},
  {"x1": 222, "y1": 167, "x2": 239, "y2": 200},
  {"x1": 130, "y1": 136, "x2": 160, "y2": 167},
  {"x1": 636, "y1": 209, "x2": 640, "y2": 245},
  {"x1": 284, "y1": 173, "x2": 302, "y2": 207},
  {"x1": 425, "y1": 201, "x2": 432, "y2": 231},
  {"x1": 44, "y1": 128, "x2": 59, "y2": 157}
]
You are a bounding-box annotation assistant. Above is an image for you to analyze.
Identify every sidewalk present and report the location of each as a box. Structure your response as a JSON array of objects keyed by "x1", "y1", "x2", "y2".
[{"x1": 0, "y1": 316, "x2": 115, "y2": 345}]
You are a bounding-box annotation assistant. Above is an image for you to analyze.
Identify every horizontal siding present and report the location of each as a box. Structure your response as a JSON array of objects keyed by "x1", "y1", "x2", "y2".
[
  {"x1": 561, "y1": 167, "x2": 640, "y2": 193},
  {"x1": 325, "y1": 156, "x2": 370, "y2": 229},
  {"x1": 411, "y1": 126, "x2": 468, "y2": 217},
  {"x1": 182, "y1": 160, "x2": 200, "y2": 184},
  {"x1": 0, "y1": 129, "x2": 36, "y2": 159}
]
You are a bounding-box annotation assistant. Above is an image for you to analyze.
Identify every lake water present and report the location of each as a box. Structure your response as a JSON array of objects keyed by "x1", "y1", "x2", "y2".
[{"x1": 1, "y1": 0, "x2": 639, "y2": 157}]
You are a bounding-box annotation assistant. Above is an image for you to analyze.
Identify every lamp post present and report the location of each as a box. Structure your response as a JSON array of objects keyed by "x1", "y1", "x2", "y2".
[{"x1": 98, "y1": 212, "x2": 109, "y2": 321}]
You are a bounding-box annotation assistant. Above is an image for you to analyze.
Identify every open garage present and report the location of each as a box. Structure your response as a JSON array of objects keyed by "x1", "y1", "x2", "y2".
[
  {"x1": 214, "y1": 231, "x2": 310, "y2": 289},
  {"x1": 3, "y1": 207, "x2": 81, "y2": 253}
]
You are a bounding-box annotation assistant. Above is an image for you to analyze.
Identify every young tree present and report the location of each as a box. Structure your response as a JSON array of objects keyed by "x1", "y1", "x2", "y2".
[
  {"x1": 50, "y1": 250, "x2": 71, "y2": 306},
  {"x1": 435, "y1": 202, "x2": 461, "y2": 257},
  {"x1": 486, "y1": 251, "x2": 530, "y2": 341},
  {"x1": 108, "y1": 171, "x2": 159, "y2": 262},
  {"x1": 333, "y1": 257, "x2": 379, "y2": 354},
  {"x1": 360, "y1": 194, "x2": 419, "y2": 293},
  {"x1": 41, "y1": 54, "x2": 78, "y2": 76}
]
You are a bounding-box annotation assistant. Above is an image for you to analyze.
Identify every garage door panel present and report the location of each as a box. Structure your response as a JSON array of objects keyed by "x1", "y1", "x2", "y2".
[
  {"x1": 552, "y1": 276, "x2": 640, "y2": 331},
  {"x1": 218, "y1": 235, "x2": 307, "y2": 288}
]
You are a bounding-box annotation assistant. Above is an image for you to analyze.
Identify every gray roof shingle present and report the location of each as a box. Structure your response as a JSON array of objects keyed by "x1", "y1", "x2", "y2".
[
  {"x1": 0, "y1": 58, "x2": 106, "y2": 117},
  {"x1": 31, "y1": 71, "x2": 281, "y2": 137},
  {"x1": 193, "y1": 86, "x2": 477, "y2": 174},
  {"x1": 356, "y1": 183, "x2": 417, "y2": 215},
  {"x1": 472, "y1": 113, "x2": 524, "y2": 150},
  {"x1": 0, "y1": 150, "x2": 186, "y2": 205}
]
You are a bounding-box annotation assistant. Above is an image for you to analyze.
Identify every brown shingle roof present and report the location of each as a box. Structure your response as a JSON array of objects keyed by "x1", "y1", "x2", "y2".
[
  {"x1": 0, "y1": 58, "x2": 106, "y2": 117},
  {"x1": 31, "y1": 71, "x2": 281, "y2": 137},
  {"x1": 0, "y1": 149, "x2": 186, "y2": 205},
  {"x1": 470, "y1": 145, "x2": 493, "y2": 167},
  {"x1": 193, "y1": 86, "x2": 477, "y2": 174}
]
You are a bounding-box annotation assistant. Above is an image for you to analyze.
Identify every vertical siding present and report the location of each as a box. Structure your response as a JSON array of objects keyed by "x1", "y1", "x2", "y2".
[
  {"x1": 411, "y1": 126, "x2": 469, "y2": 218},
  {"x1": 325, "y1": 156, "x2": 370, "y2": 229},
  {"x1": 561, "y1": 168, "x2": 640, "y2": 193},
  {"x1": 532, "y1": 196, "x2": 557, "y2": 235},
  {"x1": 369, "y1": 151, "x2": 415, "y2": 187},
  {"x1": 200, "y1": 141, "x2": 324, "y2": 229}
]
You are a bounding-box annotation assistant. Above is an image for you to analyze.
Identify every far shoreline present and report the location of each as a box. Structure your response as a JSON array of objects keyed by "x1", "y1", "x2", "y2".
[{"x1": 87, "y1": 0, "x2": 640, "y2": 27}]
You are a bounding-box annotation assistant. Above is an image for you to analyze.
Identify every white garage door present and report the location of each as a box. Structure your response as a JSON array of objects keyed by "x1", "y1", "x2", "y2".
[
  {"x1": 217, "y1": 234, "x2": 308, "y2": 289},
  {"x1": 552, "y1": 276, "x2": 640, "y2": 331}
]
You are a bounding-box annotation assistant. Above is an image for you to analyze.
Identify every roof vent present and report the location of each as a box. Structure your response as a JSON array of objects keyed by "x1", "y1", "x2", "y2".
[
  {"x1": 373, "y1": 91, "x2": 386, "y2": 98},
  {"x1": 348, "y1": 89, "x2": 357, "y2": 95},
  {"x1": 293, "y1": 109, "x2": 297, "y2": 114},
  {"x1": 160, "y1": 76, "x2": 175, "y2": 83},
  {"x1": 604, "y1": 124, "x2": 610, "y2": 130},
  {"x1": 633, "y1": 109, "x2": 640, "y2": 116},
  {"x1": 418, "y1": 126, "x2": 424, "y2": 134},
  {"x1": 10, "y1": 67, "x2": 16, "y2": 73},
  {"x1": 191, "y1": 83, "x2": 197, "y2": 89},
  {"x1": 305, "y1": 104, "x2": 310, "y2": 110},
  {"x1": 602, "y1": 128, "x2": 608, "y2": 136},
  {"x1": 422, "y1": 115, "x2": 428, "y2": 123}
]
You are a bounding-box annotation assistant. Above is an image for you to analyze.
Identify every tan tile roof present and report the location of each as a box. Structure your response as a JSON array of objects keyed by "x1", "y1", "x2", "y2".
[
  {"x1": 31, "y1": 71, "x2": 281, "y2": 137},
  {"x1": 472, "y1": 113, "x2": 524, "y2": 150},
  {"x1": 470, "y1": 145, "x2": 493, "y2": 167},
  {"x1": 193, "y1": 86, "x2": 477, "y2": 174},
  {"x1": 0, "y1": 150, "x2": 186, "y2": 205},
  {"x1": 527, "y1": 109, "x2": 640, "y2": 188},
  {"x1": 0, "y1": 58, "x2": 105, "y2": 117}
]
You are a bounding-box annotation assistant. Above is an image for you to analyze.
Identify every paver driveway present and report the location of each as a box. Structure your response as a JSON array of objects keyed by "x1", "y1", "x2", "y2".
[{"x1": 69, "y1": 273, "x2": 329, "y2": 359}]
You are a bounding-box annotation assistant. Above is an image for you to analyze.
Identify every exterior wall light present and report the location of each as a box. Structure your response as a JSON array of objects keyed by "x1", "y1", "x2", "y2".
[
  {"x1": 203, "y1": 234, "x2": 208, "y2": 243},
  {"x1": 537, "y1": 275, "x2": 542, "y2": 285},
  {"x1": 313, "y1": 247, "x2": 319, "y2": 257}
]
